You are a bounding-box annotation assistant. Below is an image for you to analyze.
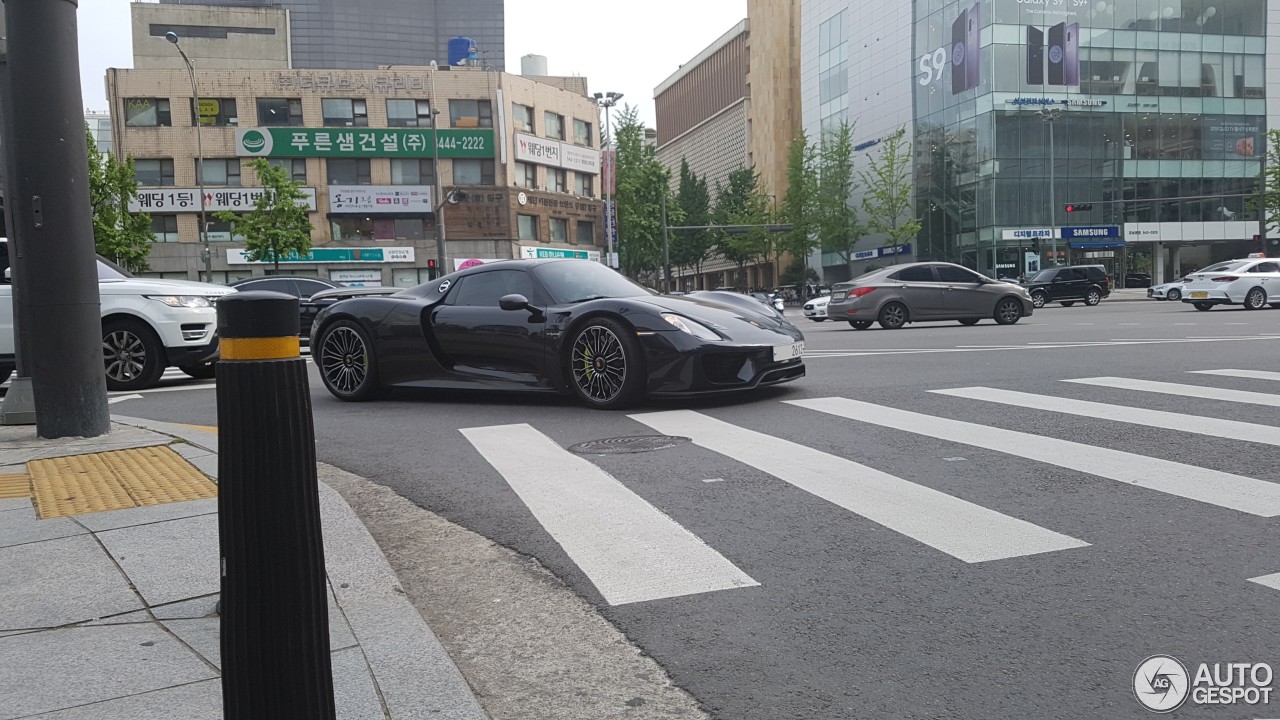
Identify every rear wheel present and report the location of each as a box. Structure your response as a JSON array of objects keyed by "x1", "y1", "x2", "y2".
[
  {"x1": 316, "y1": 320, "x2": 382, "y2": 401},
  {"x1": 1193, "y1": 302, "x2": 1214, "y2": 311},
  {"x1": 1030, "y1": 291, "x2": 1047, "y2": 309},
  {"x1": 1244, "y1": 287, "x2": 1267, "y2": 310},
  {"x1": 848, "y1": 320, "x2": 873, "y2": 330},
  {"x1": 567, "y1": 317, "x2": 646, "y2": 410},
  {"x1": 877, "y1": 303, "x2": 908, "y2": 330},
  {"x1": 1167, "y1": 288, "x2": 1182, "y2": 302},
  {"x1": 993, "y1": 298, "x2": 1024, "y2": 325},
  {"x1": 1060, "y1": 301, "x2": 1076, "y2": 307},
  {"x1": 958, "y1": 318, "x2": 981, "y2": 326},
  {"x1": 178, "y1": 363, "x2": 217, "y2": 380},
  {"x1": 1084, "y1": 288, "x2": 1102, "y2": 306},
  {"x1": 103, "y1": 319, "x2": 166, "y2": 391}
]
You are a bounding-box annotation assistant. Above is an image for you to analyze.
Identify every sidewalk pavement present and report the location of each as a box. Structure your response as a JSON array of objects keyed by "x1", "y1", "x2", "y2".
[{"x1": 0, "y1": 416, "x2": 489, "y2": 720}]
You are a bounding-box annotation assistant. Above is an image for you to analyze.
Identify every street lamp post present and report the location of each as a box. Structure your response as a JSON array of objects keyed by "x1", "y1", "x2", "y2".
[
  {"x1": 1038, "y1": 108, "x2": 1062, "y2": 267},
  {"x1": 165, "y1": 32, "x2": 212, "y2": 283},
  {"x1": 428, "y1": 104, "x2": 446, "y2": 278},
  {"x1": 593, "y1": 91, "x2": 623, "y2": 268}
]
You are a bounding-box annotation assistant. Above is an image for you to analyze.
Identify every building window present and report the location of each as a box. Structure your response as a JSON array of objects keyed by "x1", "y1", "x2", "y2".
[
  {"x1": 268, "y1": 158, "x2": 307, "y2": 183},
  {"x1": 512, "y1": 103, "x2": 534, "y2": 132},
  {"x1": 549, "y1": 168, "x2": 567, "y2": 193},
  {"x1": 257, "y1": 97, "x2": 303, "y2": 126},
  {"x1": 549, "y1": 217, "x2": 568, "y2": 242},
  {"x1": 134, "y1": 159, "x2": 175, "y2": 186},
  {"x1": 321, "y1": 98, "x2": 368, "y2": 127},
  {"x1": 574, "y1": 173, "x2": 593, "y2": 197},
  {"x1": 514, "y1": 162, "x2": 536, "y2": 188},
  {"x1": 452, "y1": 159, "x2": 494, "y2": 185},
  {"x1": 517, "y1": 214, "x2": 538, "y2": 240},
  {"x1": 386, "y1": 99, "x2": 433, "y2": 127},
  {"x1": 124, "y1": 98, "x2": 171, "y2": 127},
  {"x1": 191, "y1": 98, "x2": 237, "y2": 126},
  {"x1": 390, "y1": 158, "x2": 435, "y2": 185},
  {"x1": 326, "y1": 158, "x2": 372, "y2": 185},
  {"x1": 196, "y1": 158, "x2": 242, "y2": 186},
  {"x1": 151, "y1": 215, "x2": 178, "y2": 243},
  {"x1": 575, "y1": 221, "x2": 595, "y2": 246},
  {"x1": 330, "y1": 217, "x2": 375, "y2": 242},
  {"x1": 572, "y1": 118, "x2": 592, "y2": 146},
  {"x1": 544, "y1": 112, "x2": 565, "y2": 140},
  {"x1": 207, "y1": 215, "x2": 247, "y2": 242},
  {"x1": 449, "y1": 99, "x2": 492, "y2": 128}
]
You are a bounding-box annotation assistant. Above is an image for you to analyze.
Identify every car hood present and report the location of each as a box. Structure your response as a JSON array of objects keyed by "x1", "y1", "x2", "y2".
[
  {"x1": 99, "y1": 278, "x2": 237, "y2": 296},
  {"x1": 630, "y1": 294, "x2": 803, "y2": 343}
]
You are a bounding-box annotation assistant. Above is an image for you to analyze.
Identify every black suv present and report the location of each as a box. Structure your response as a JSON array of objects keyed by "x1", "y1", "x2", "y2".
[{"x1": 1021, "y1": 265, "x2": 1111, "y2": 308}]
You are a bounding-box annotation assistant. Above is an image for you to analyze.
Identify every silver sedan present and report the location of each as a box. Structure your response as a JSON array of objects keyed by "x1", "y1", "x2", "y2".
[
  {"x1": 826, "y1": 262, "x2": 1035, "y2": 330},
  {"x1": 1146, "y1": 279, "x2": 1186, "y2": 301}
]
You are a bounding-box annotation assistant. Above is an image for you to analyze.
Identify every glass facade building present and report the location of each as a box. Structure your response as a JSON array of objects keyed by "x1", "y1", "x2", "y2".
[{"x1": 803, "y1": 0, "x2": 1276, "y2": 283}]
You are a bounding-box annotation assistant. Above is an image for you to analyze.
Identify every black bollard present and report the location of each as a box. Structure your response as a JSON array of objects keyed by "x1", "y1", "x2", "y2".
[{"x1": 216, "y1": 290, "x2": 335, "y2": 720}]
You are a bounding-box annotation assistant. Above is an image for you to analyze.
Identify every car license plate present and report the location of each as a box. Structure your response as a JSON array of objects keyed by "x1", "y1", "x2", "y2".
[
  {"x1": 833, "y1": 292, "x2": 848, "y2": 301},
  {"x1": 773, "y1": 342, "x2": 804, "y2": 362},
  {"x1": 1191, "y1": 291, "x2": 1209, "y2": 299}
]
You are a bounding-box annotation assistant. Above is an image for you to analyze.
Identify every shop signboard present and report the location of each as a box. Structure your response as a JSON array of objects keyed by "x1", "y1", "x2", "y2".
[
  {"x1": 130, "y1": 187, "x2": 317, "y2": 213},
  {"x1": 519, "y1": 246, "x2": 602, "y2": 262},
  {"x1": 330, "y1": 269, "x2": 383, "y2": 286},
  {"x1": 1060, "y1": 226, "x2": 1120, "y2": 239},
  {"x1": 226, "y1": 247, "x2": 415, "y2": 264},
  {"x1": 513, "y1": 132, "x2": 601, "y2": 175},
  {"x1": 328, "y1": 185, "x2": 433, "y2": 214},
  {"x1": 236, "y1": 127, "x2": 493, "y2": 158}
]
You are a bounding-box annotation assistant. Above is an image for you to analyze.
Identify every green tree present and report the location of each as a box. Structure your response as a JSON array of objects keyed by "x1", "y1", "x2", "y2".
[
  {"x1": 613, "y1": 106, "x2": 674, "y2": 281},
  {"x1": 214, "y1": 158, "x2": 313, "y2": 273},
  {"x1": 815, "y1": 121, "x2": 862, "y2": 266},
  {"x1": 86, "y1": 130, "x2": 153, "y2": 273},
  {"x1": 670, "y1": 158, "x2": 713, "y2": 283},
  {"x1": 1257, "y1": 129, "x2": 1280, "y2": 248},
  {"x1": 778, "y1": 130, "x2": 819, "y2": 283},
  {"x1": 860, "y1": 128, "x2": 921, "y2": 265},
  {"x1": 711, "y1": 167, "x2": 770, "y2": 283}
]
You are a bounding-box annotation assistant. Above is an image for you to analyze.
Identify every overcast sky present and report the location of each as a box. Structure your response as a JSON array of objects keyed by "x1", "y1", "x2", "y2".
[{"x1": 75, "y1": 0, "x2": 747, "y2": 127}]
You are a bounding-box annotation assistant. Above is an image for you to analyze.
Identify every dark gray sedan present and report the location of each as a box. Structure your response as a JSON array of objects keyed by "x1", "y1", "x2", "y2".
[{"x1": 826, "y1": 262, "x2": 1035, "y2": 330}]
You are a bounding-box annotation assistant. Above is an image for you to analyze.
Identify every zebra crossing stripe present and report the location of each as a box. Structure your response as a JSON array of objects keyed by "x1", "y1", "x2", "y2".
[
  {"x1": 787, "y1": 397, "x2": 1280, "y2": 517},
  {"x1": 459, "y1": 423, "x2": 758, "y2": 606},
  {"x1": 1063, "y1": 377, "x2": 1280, "y2": 407},
  {"x1": 931, "y1": 387, "x2": 1280, "y2": 447},
  {"x1": 1191, "y1": 369, "x2": 1280, "y2": 383},
  {"x1": 628, "y1": 410, "x2": 1087, "y2": 563}
]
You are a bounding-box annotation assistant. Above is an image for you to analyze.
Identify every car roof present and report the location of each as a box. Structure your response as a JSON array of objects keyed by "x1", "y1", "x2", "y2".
[{"x1": 231, "y1": 275, "x2": 337, "y2": 284}]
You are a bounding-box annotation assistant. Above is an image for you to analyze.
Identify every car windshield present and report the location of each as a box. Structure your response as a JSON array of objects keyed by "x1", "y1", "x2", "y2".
[
  {"x1": 1198, "y1": 261, "x2": 1248, "y2": 273},
  {"x1": 535, "y1": 260, "x2": 654, "y2": 304},
  {"x1": 1029, "y1": 269, "x2": 1057, "y2": 282},
  {"x1": 96, "y1": 256, "x2": 132, "y2": 280}
]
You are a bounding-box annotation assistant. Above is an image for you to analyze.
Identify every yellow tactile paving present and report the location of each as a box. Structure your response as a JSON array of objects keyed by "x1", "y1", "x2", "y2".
[
  {"x1": 28, "y1": 446, "x2": 217, "y2": 519},
  {"x1": 0, "y1": 473, "x2": 30, "y2": 499}
]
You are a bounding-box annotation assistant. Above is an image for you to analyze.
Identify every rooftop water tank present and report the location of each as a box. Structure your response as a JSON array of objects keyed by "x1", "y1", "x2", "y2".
[{"x1": 521, "y1": 54, "x2": 548, "y2": 76}]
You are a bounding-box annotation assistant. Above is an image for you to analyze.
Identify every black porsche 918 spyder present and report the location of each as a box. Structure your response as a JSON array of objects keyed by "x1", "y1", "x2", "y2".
[{"x1": 310, "y1": 258, "x2": 806, "y2": 409}]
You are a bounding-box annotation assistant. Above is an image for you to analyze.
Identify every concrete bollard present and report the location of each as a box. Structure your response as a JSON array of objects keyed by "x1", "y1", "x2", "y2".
[{"x1": 216, "y1": 291, "x2": 336, "y2": 720}]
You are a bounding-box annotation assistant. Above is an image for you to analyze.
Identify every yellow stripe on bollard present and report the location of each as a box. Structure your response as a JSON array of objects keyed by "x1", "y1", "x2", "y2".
[{"x1": 221, "y1": 336, "x2": 300, "y2": 361}]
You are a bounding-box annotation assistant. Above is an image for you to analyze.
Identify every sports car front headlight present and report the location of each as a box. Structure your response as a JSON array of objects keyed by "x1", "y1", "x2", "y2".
[
  {"x1": 661, "y1": 313, "x2": 721, "y2": 340},
  {"x1": 145, "y1": 295, "x2": 215, "y2": 309}
]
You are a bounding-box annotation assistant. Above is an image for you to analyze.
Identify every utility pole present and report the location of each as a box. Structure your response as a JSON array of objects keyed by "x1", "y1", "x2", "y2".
[
  {"x1": 1038, "y1": 108, "x2": 1062, "y2": 268},
  {"x1": 429, "y1": 102, "x2": 446, "y2": 277},
  {"x1": 594, "y1": 91, "x2": 622, "y2": 269},
  {"x1": 3, "y1": 0, "x2": 109, "y2": 438},
  {"x1": 166, "y1": 32, "x2": 212, "y2": 283},
  {"x1": 661, "y1": 192, "x2": 671, "y2": 292}
]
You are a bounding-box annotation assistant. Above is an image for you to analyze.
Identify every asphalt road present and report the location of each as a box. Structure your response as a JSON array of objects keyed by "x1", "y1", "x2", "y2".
[{"x1": 113, "y1": 299, "x2": 1280, "y2": 719}]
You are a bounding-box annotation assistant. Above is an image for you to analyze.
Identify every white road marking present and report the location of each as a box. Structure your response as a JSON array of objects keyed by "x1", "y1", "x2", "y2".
[
  {"x1": 702, "y1": 478, "x2": 726, "y2": 483},
  {"x1": 1249, "y1": 573, "x2": 1280, "y2": 591},
  {"x1": 107, "y1": 394, "x2": 144, "y2": 405},
  {"x1": 109, "y1": 383, "x2": 216, "y2": 396},
  {"x1": 460, "y1": 423, "x2": 758, "y2": 606},
  {"x1": 800, "y1": 335, "x2": 1280, "y2": 359},
  {"x1": 628, "y1": 410, "x2": 1087, "y2": 563},
  {"x1": 932, "y1": 386, "x2": 1280, "y2": 448},
  {"x1": 787, "y1": 397, "x2": 1280, "y2": 517},
  {"x1": 1192, "y1": 369, "x2": 1280, "y2": 383},
  {"x1": 1073, "y1": 323, "x2": 1095, "y2": 326},
  {"x1": 1064, "y1": 377, "x2": 1280, "y2": 408}
]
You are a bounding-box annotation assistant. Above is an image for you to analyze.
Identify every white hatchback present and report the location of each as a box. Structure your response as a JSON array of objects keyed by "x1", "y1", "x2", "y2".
[
  {"x1": 1181, "y1": 259, "x2": 1280, "y2": 311},
  {"x1": 803, "y1": 295, "x2": 831, "y2": 321}
]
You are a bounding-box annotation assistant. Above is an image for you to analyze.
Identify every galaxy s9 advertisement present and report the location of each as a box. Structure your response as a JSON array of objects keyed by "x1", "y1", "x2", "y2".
[{"x1": 1028, "y1": 21, "x2": 1079, "y2": 87}]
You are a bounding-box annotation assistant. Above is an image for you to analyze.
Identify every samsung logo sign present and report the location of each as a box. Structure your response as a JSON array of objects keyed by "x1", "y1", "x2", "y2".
[
  {"x1": 1006, "y1": 98, "x2": 1107, "y2": 107},
  {"x1": 854, "y1": 138, "x2": 882, "y2": 152}
]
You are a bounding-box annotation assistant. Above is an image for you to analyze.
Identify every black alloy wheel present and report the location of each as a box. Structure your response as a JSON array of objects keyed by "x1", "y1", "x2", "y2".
[
  {"x1": 877, "y1": 303, "x2": 908, "y2": 330},
  {"x1": 993, "y1": 298, "x2": 1024, "y2": 325},
  {"x1": 567, "y1": 317, "x2": 646, "y2": 410},
  {"x1": 848, "y1": 320, "x2": 873, "y2": 330},
  {"x1": 317, "y1": 320, "x2": 381, "y2": 401},
  {"x1": 103, "y1": 319, "x2": 166, "y2": 391}
]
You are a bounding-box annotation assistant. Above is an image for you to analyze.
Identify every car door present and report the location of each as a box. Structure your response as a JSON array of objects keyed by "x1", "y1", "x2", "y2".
[
  {"x1": 889, "y1": 265, "x2": 944, "y2": 318},
  {"x1": 935, "y1": 264, "x2": 994, "y2": 316},
  {"x1": 1246, "y1": 261, "x2": 1280, "y2": 295},
  {"x1": 429, "y1": 269, "x2": 547, "y2": 381},
  {"x1": 1050, "y1": 268, "x2": 1084, "y2": 300}
]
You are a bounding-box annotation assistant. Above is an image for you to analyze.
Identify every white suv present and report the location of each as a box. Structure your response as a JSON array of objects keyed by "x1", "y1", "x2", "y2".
[
  {"x1": 1181, "y1": 258, "x2": 1280, "y2": 311},
  {"x1": 0, "y1": 240, "x2": 235, "y2": 390}
]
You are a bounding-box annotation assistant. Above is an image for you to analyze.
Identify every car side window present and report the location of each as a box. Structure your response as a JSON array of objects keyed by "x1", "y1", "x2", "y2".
[
  {"x1": 450, "y1": 270, "x2": 534, "y2": 307},
  {"x1": 936, "y1": 266, "x2": 983, "y2": 283},
  {"x1": 893, "y1": 266, "x2": 936, "y2": 282},
  {"x1": 1061, "y1": 269, "x2": 1086, "y2": 281},
  {"x1": 244, "y1": 278, "x2": 298, "y2": 295},
  {"x1": 295, "y1": 279, "x2": 334, "y2": 298},
  {"x1": 1248, "y1": 262, "x2": 1279, "y2": 273}
]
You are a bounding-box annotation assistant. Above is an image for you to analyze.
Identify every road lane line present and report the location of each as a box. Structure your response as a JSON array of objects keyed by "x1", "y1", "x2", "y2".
[
  {"x1": 932, "y1": 387, "x2": 1280, "y2": 447},
  {"x1": 107, "y1": 394, "x2": 144, "y2": 405},
  {"x1": 109, "y1": 383, "x2": 216, "y2": 396},
  {"x1": 787, "y1": 397, "x2": 1280, "y2": 517},
  {"x1": 1064, "y1": 377, "x2": 1280, "y2": 408},
  {"x1": 1250, "y1": 573, "x2": 1280, "y2": 591},
  {"x1": 1191, "y1": 369, "x2": 1280, "y2": 382},
  {"x1": 628, "y1": 410, "x2": 1087, "y2": 563},
  {"x1": 460, "y1": 423, "x2": 758, "y2": 606},
  {"x1": 800, "y1": 336, "x2": 1280, "y2": 359}
]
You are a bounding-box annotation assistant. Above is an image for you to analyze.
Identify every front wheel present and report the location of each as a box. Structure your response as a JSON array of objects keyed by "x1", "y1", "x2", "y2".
[
  {"x1": 848, "y1": 320, "x2": 873, "y2": 330},
  {"x1": 1167, "y1": 288, "x2": 1182, "y2": 302},
  {"x1": 567, "y1": 317, "x2": 646, "y2": 410},
  {"x1": 179, "y1": 362, "x2": 217, "y2": 380},
  {"x1": 1193, "y1": 302, "x2": 1214, "y2": 311},
  {"x1": 103, "y1": 319, "x2": 166, "y2": 391},
  {"x1": 1084, "y1": 289, "x2": 1102, "y2": 306},
  {"x1": 993, "y1": 298, "x2": 1024, "y2": 325},
  {"x1": 958, "y1": 318, "x2": 981, "y2": 326},
  {"x1": 316, "y1": 320, "x2": 382, "y2": 401},
  {"x1": 1244, "y1": 287, "x2": 1267, "y2": 310},
  {"x1": 877, "y1": 303, "x2": 908, "y2": 330},
  {"x1": 1030, "y1": 292, "x2": 1047, "y2": 309}
]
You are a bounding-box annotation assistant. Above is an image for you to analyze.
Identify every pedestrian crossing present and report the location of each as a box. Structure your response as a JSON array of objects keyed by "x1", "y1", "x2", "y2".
[{"x1": 458, "y1": 368, "x2": 1280, "y2": 606}]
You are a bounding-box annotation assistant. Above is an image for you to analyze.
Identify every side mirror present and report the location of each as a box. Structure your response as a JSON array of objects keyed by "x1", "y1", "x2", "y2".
[{"x1": 499, "y1": 293, "x2": 530, "y2": 311}]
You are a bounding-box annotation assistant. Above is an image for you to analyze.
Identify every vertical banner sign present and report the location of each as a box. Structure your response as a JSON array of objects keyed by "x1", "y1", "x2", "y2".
[
  {"x1": 604, "y1": 200, "x2": 618, "y2": 253},
  {"x1": 602, "y1": 150, "x2": 617, "y2": 196}
]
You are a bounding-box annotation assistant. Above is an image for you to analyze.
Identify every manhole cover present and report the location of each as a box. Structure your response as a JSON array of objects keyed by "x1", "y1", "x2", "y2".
[{"x1": 567, "y1": 435, "x2": 691, "y2": 455}]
